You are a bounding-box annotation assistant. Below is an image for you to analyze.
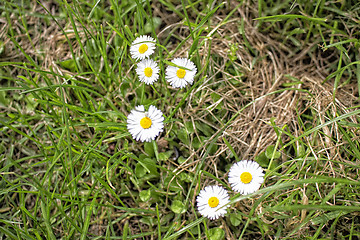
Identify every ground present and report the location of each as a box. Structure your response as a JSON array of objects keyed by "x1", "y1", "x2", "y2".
[{"x1": 1, "y1": 0, "x2": 360, "y2": 239}]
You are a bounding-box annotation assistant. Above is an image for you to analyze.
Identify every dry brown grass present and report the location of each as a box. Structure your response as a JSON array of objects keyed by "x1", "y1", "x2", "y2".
[
  {"x1": 161, "y1": 2, "x2": 360, "y2": 237},
  {"x1": 165, "y1": 0, "x2": 359, "y2": 169}
]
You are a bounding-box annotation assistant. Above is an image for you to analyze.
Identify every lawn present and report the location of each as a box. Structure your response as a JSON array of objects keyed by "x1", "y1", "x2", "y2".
[{"x1": 1, "y1": 0, "x2": 360, "y2": 239}]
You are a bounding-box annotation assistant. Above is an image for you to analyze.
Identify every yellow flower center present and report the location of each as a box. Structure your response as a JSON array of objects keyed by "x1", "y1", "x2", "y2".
[
  {"x1": 176, "y1": 69, "x2": 186, "y2": 78},
  {"x1": 240, "y1": 172, "x2": 252, "y2": 184},
  {"x1": 208, "y1": 196, "x2": 219, "y2": 208},
  {"x1": 144, "y1": 67, "x2": 153, "y2": 77},
  {"x1": 140, "y1": 117, "x2": 152, "y2": 129},
  {"x1": 139, "y1": 44, "x2": 148, "y2": 54}
]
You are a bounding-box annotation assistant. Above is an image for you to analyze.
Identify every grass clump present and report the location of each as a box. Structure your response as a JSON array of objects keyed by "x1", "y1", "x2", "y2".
[{"x1": 1, "y1": 0, "x2": 360, "y2": 239}]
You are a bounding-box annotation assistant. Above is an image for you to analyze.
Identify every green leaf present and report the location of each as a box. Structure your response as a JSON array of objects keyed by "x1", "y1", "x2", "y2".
[
  {"x1": 120, "y1": 82, "x2": 130, "y2": 96},
  {"x1": 255, "y1": 14, "x2": 327, "y2": 23},
  {"x1": 140, "y1": 216, "x2": 154, "y2": 226},
  {"x1": 0, "y1": 91, "x2": 8, "y2": 107},
  {"x1": 135, "y1": 158, "x2": 159, "y2": 180},
  {"x1": 189, "y1": 37, "x2": 200, "y2": 56},
  {"x1": 286, "y1": 28, "x2": 306, "y2": 37},
  {"x1": 210, "y1": 92, "x2": 222, "y2": 102},
  {"x1": 170, "y1": 200, "x2": 186, "y2": 214},
  {"x1": 135, "y1": 163, "x2": 147, "y2": 178},
  {"x1": 209, "y1": 228, "x2": 225, "y2": 240},
  {"x1": 228, "y1": 43, "x2": 239, "y2": 61},
  {"x1": 158, "y1": 151, "x2": 173, "y2": 161},
  {"x1": 255, "y1": 152, "x2": 269, "y2": 168},
  {"x1": 80, "y1": 194, "x2": 97, "y2": 240},
  {"x1": 0, "y1": 142, "x2": 5, "y2": 155},
  {"x1": 163, "y1": 175, "x2": 182, "y2": 193},
  {"x1": 185, "y1": 121, "x2": 194, "y2": 133},
  {"x1": 179, "y1": 172, "x2": 193, "y2": 183},
  {"x1": 139, "y1": 189, "x2": 151, "y2": 202},
  {"x1": 144, "y1": 17, "x2": 162, "y2": 33},
  {"x1": 207, "y1": 140, "x2": 218, "y2": 155},
  {"x1": 0, "y1": 41, "x2": 4, "y2": 55},
  {"x1": 229, "y1": 213, "x2": 242, "y2": 227},
  {"x1": 58, "y1": 58, "x2": 78, "y2": 72},
  {"x1": 193, "y1": 136, "x2": 205, "y2": 149},
  {"x1": 144, "y1": 142, "x2": 154, "y2": 157},
  {"x1": 160, "y1": 213, "x2": 175, "y2": 226},
  {"x1": 122, "y1": 221, "x2": 129, "y2": 240},
  {"x1": 40, "y1": 201, "x2": 56, "y2": 240},
  {"x1": 177, "y1": 156, "x2": 186, "y2": 164},
  {"x1": 195, "y1": 121, "x2": 214, "y2": 137},
  {"x1": 162, "y1": 218, "x2": 204, "y2": 240},
  {"x1": 223, "y1": 137, "x2": 240, "y2": 162},
  {"x1": 296, "y1": 144, "x2": 306, "y2": 157},
  {"x1": 24, "y1": 93, "x2": 39, "y2": 112},
  {"x1": 282, "y1": 75, "x2": 303, "y2": 87},
  {"x1": 282, "y1": 81, "x2": 304, "y2": 87},
  {"x1": 311, "y1": 211, "x2": 349, "y2": 225},
  {"x1": 178, "y1": 128, "x2": 189, "y2": 145},
  {"x1": 265, "y1": 145, "x2": 281, "y2": 159}
]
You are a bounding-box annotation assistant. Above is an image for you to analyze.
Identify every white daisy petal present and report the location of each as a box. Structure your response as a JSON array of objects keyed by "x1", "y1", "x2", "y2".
[
  {"x1": 228, "y1": 160, "x2": 265, "y2": 194},
  {"x1": 130, "y1": 35, "x2": 156, "y2": 60},
  {"x1": 136, "y1": 59, "x2": 159, "y2": 85},
  {"x1": 165, "y1": 58, "x2": 197, "y2": 88},
  {"x1": 127, "y1": 105, "x2": 164, "y2": 142},
  {"x1": 196, "y1": 185, "x2": 230, "y2": 220}
]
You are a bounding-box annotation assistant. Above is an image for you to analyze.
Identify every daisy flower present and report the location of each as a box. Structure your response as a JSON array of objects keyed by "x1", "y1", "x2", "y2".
[
  {"x1": 127, "y1": 105, "x2": 164, "y2": 142},
  {"x1": 196, "y1": 185, "x2": 230, "y2": 220},
  {"x1": 136, "y1": 59, "x2": 159, "y2": 85},
  {"x1": 228, "y1": 160, "x2": 265, "y2": 195},
  {"x1": 165, "y1": 58, "x2": 197, "y2": 88},
  {"x1": 130, "y1": 35, "x2": 156, "y2": 60}
]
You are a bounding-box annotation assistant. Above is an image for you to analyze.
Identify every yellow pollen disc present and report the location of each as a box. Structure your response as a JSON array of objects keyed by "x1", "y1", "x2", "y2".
[
  {"x1": 208, "y1": 196, "x2": 219, "y2": 208},
  {"x1": 240, "y1": 172, "x2": 252, "y2": 184},
  {"x1": 139, "y1": 44, "x2": 148, "y2": 54},
  {"x1": 140, "y1": 117, "x2": 152, "y2": 129},
  {"x1": 144, "y1": 67, "x2": 153, "y2": 77},
  {"x1": 176, "y1": 69, "x2": 186, "y2": 78}
]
